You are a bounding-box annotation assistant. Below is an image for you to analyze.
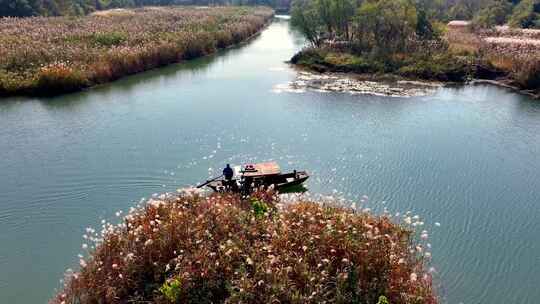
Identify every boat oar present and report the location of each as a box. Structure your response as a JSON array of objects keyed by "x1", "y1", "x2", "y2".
[{"x1": 196, "y1": 174, "x2": 223, "y2": 188}]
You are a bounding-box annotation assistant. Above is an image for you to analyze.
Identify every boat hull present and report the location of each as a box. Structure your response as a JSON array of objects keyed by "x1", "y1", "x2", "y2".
[{"x1": 207, "y1": 171, "x2": 309, "y2": 193}]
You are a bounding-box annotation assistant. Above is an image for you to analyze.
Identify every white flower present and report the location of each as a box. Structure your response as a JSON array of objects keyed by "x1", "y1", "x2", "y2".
[
  {"x1": 404, "y1": 217, "x2": 412, "y2": 225},
  {"x1": 144, "y1": 239, "x2": 153, "y2": 246},
  {"x1": 82, "y1": 244, "x2": 88, "y2": 249},
  {"x1": 112, "y1": 263, "x2": 118, "y2": 269},
  {"x1": 410, "y1": 272, "x2": 418, "y2": 282}
]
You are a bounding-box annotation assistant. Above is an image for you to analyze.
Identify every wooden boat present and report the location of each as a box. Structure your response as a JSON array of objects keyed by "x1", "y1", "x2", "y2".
[{"x1": 197, "y1": 162, "x2": 309, "y2": 193}]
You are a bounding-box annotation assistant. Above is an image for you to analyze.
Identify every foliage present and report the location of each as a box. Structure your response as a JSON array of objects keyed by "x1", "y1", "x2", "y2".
[
  {"x1": 0, "y1": 6, "x2": 273, "y2": 96},
  {"x1": 290, "y1": 0, "x2": 326, "y2": 47},
  {"x1": 51, "y1": 191, "x2": 437, "y2": 304},
  {"x1": 35, "y1": 63, "x2": 88, "y2": 94},
  {"x1": 472, "y1": 0, "x2": 513, "y2": 28},
  {"x1": 250, "y1": 198, "x2": 270, "y2": 218},
  {"x1": 159, "y1": 278, "x2": 183, "y2": 303},
  {"x1": 91, "y1": 32, "x2": 127, "y2": 47},
  {"x1": 417, "y1": 8, "x2": 436, "y2": 40},
  {"x1": 447, "y1": 0, "x2": 478, "y2": 20},
  {"x1": 353, "y1": 0, "x2": 418, "y2": 55},
  {"x1": 508, "y1": 56, "x2": 540, "y2": 87},
  {"x1": 293, "y1": 48, "x2": 471, "y2": 82},
  {"x1": 377, "y1": 295, "x2": 391, "y2": 304},
  {"x1": 508, "y1": 0, "x2": 540, "y2": 28}
]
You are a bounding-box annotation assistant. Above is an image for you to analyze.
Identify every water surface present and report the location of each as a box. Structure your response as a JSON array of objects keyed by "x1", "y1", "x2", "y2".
[{"x1": 1, "y1": 17, "x2": 540, "y2": 304}]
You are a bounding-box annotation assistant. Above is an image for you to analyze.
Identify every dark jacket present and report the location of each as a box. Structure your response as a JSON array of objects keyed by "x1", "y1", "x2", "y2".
[{"x1": 223, "y1": 167, "x2": 234, "y2": 179}]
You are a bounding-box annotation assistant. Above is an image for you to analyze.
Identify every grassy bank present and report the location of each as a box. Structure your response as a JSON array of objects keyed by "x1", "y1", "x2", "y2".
[
  {"x1": 447, "y1": 25, "x2": 540, "y2": 96},
  {"x1": 51, "y1": 191, "x2": 437, "y2": 303},
  {"x1": 0, "y1": 6, "x2": 273, "y2": 97},
  {"x1": 290, "y1": 48, "x2": 472, "y2": 83}
]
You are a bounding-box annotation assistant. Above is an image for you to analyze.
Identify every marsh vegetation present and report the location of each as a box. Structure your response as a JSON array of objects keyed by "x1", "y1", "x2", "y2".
[
  {"x1": 52, "y1": 191, "x2": 436, "y2": 304},
  {"x1": 0, "y1": 6, "x2": 273, "y2": 96}
]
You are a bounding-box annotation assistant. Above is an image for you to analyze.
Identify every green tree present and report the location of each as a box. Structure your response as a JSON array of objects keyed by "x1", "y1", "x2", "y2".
[
  {"x1": 473, "y1": 0, "x2": 513, "y2": 28},
  {"x1": 0, "y1": 0, "x2": 39, "y2": 16},
  {"x1": 353, "y1": 0, "x2": 417, "y2": 55},
  {"x1": 509, "y1": 0, "x2": 540, "y2": 28},
  {"x1": 329, "y1": 0, "x2": 355, "y2": 39},
  {"x1": 291, "y1": 0, "x2": 326, "y2": 46}
]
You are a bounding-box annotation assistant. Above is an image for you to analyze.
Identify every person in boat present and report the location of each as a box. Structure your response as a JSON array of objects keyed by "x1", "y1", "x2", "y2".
[{"x1": 223, "y1": 164, "x2": 234, "y2": 190}]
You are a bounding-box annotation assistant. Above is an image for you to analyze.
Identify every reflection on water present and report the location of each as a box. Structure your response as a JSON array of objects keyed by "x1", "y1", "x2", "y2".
[{"x1": 1, "y1": 17, "x2": 540, "y2": 304}]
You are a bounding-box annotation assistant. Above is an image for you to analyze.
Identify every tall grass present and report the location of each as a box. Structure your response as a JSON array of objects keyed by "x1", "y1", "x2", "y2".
[
  {"x1": 51, "y1": 191, "x2": 437, "y2": 304},
  {"x1": 445, "y1": 25, "x2": 540, "y2": 92},
  {"x1": 0, "y1": 6, "x2": 274, "y2": 97}
]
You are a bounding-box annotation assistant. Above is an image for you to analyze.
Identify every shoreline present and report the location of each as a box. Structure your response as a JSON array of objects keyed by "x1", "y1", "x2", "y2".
[
  {"x1": 470, "y1": 79, "x2": 540, "y2": 99},
  {"x1": 84, "y1": 16, "x2": 275, "y2": 97},
  {"x1": 291, "y1": 57, "x2": 540, "y2": 99},
  {"x1": 275, "y1": 66, "x2": 444, "y2": 97}
]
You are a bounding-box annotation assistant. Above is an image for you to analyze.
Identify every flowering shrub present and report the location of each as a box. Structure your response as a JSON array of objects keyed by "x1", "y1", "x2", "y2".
[
  {"x1": 0, "y1": 6, "x2": 273, "y2": 96},
  {"x1": 51, "y1": 191, "x2": 437, "y2": 304}
]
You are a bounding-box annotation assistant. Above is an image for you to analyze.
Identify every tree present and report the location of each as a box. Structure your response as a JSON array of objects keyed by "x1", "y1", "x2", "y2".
[
  {"x1": 509, "y1": 0, "x2": 540, "y2": 28},
  {"x1": 0, "y1": 0, "x2": 39, "y2": 16},
  {"x1": 416, "y1": 7, "x2": 435, "y2": 39},
  {"x1": 353, "y1": 0, "x2": 418, "y2": 55},
  {"x1": 329, "y1": 0, "x2": 355, "y2": 39},
  {"x1": 291, "y1": 0, "x2": 326, "y2": 46},
  {"x1": 472, "y1": 0, "x2": 513, "y2": 28}
]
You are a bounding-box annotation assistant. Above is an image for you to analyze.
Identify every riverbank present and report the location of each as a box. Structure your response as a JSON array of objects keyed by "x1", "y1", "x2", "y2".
[
  {"x1": 51, "y1": 190, "x2": 436, "y2": 304},
  {"x1": 0, "y1": 6, "x2": 274, "y2": 97},
  {"x1": 290, "y1": 23, "x2": 540, "y2": 99}
]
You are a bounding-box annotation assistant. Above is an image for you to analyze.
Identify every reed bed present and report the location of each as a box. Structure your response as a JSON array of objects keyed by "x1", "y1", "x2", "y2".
[
  {"x1": 51, "y1": 191, "x2": 437, "y2": 304},
  {"x1": 0, "y1": 6, "x2": 274, "y2": 96},
  {"x1": 445, "y1": 24, "x2": 540, "y2": 91}
]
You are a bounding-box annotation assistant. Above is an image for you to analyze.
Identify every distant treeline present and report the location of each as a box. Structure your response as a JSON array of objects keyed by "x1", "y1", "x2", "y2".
[
  {"x1": 438, "y1": 0, "x2": 540, "y2": 28},
  {"x1": 0, "y1": 0, "x2": 291, "y2": 17},
  {"x1": 288, "y1": 0, "x2": 540, "y2": 30}
]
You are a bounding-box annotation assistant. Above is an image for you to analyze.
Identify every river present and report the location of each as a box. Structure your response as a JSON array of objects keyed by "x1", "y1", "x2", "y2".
[{"x1": 1, "y1": 17, "x2": 540, "y2": 304}]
